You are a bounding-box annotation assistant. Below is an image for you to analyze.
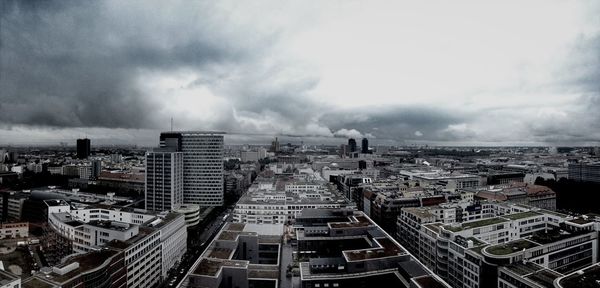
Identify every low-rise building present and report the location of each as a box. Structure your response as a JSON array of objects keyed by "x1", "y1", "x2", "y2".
[
  {"x1": 184, "y1": 222, "x2": 283, "y2": 288},
  {"x1": 232, "y1": 177, "x2": 351, "y2": 224},
  {"x1": 294, "y1": 209, "x2": 451, "y2": 288},
  {"x1": 397, "y1": 203, "x2": 600, "y2": 288}
]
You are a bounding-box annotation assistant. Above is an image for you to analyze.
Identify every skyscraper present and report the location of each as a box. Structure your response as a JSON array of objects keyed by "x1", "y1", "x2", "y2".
[
  {"x1": 348, "y1": 138, "x2": 357, "y2": 152},
  {"x1": 361, "y1": 137, "x2": 369, "y2": 153},
  {"x1": 76, "y1": 138, "x2": 90, "y2": 159},
  {"x1": 145, "y1": 150, "x2": 184, "y2": 211},
  {"x1": 160, "y1": 131, "x2": 225, "y2": 206},
  {"x1": 91, "y1": 160, "x2": 102, "y2": 180}
]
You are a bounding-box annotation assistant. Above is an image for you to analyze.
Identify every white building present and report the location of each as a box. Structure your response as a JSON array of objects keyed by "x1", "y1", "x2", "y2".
[
  {"x1": 232, "y1": 177, "x2": 351, "y2": 224},
  {"x1": 145, "y1": 150, "x2": 184, "y2": 211},
  {"x1": 45, "y1": 201, "x2": 187, "y2": 287}
]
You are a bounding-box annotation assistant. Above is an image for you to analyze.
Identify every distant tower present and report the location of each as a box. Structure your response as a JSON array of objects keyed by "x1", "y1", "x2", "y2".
[
  {"x1": 76, "y1": 138, "x2": 91, "y2": 159},
  {"x1": 270, "y1": 137, "x2": 280, "y2": 153},
  {"x1": 361, "y1": 138, "x2": 369, "y2": 154},
  {"x1": 91, "y1": 160, "x2": 102, "y2": 179},
  {"x1": 348, "y1": 138, "x2": 357, "y2": 153},
  {"x1": 358, "y1": 160, "x2": 367, "y2": 170}
]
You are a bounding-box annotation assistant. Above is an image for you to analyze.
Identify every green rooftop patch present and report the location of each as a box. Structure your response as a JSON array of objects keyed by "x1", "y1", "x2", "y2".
[
  {"x1": 486, "y1": 239, "x2": 539, "y2": 256},
  {"x1": 443, "y1": 217, "x2": 508, "y2": 232},
  {"x1": 503, "y1": 211, "x2": 543, "y2": 220}
]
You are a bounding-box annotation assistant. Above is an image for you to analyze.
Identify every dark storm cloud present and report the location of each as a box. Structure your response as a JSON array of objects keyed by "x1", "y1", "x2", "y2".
[{"x1": 0, "y1": 0, "x2": 251, "y2": 129}]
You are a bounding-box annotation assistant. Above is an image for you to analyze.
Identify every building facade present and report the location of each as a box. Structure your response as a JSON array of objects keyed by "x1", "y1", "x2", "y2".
[
  {"x1": 145, "y1": 150, "x2": 184, "y2": 211},
  {"x1": 160, "y1": 131, "x2": 225, "y2": 206}
]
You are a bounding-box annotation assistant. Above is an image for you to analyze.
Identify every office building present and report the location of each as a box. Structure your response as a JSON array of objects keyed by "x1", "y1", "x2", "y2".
[
  {"x1": 396, "y1": 203, "x2": 600, "y2": 288},
  {"x1": 232, "y1": 177, "x2": 350, "y2": 224},
  {"x1": 295, "y1": 208, "x2": 451, "y2": 288},
  {"x1": 474, "y1": 183, "x2": 557, "y2": 211},
  {"x1": 76, "y1": 138, "x2": 91, "y2": 159},
  {"x1": 361, "y1": 137, "x2": 369, "y2": 153},
  {"x1": 160, "y1": 131, "x2": 225, "y2": 206},
  {"x1": 24, "y1": 248, "x2": 126, "y2": 288},
  {"x1": 45, "y1": 201, "x2": 188, "y2": 287},
  {"x1": 568, "y1": 162, "x2": 600, "y2": 183},
  {"x1": 91, "y1": 159, "x2": 102, "y2": 179},
  {"x1": 348, "y1": 138, "x2": 357, "y2": 152},
  {"x1": 184, "y1": 222, "x2": 283, "y2": 288},
  {"x1": 145, "y1": 150, "x2": 184, "y2": 211}
]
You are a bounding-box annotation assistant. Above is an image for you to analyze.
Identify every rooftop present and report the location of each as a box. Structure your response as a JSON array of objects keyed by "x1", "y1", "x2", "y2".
[
  {"x1": 49, "y1": 249, "x2": 119, "y2": 283},
  {"x1": 413, "y1": 275, "x2": 449, "y2": 288},
  {"x1": 443, "y1": 217, "x2": 508, "y2": 232},
  {"x1": 192, "y1": 259, "x2": 247, "y2": 276},
  {"x1": 486, "y1": 239, "x2": 539, "y2": 256},
  {"x1": 558, "y1": 263, "x2": 600, "y2": 288},
  {"x1": 344, "y1": 237, "x2": 405, "y2": 261},
  {"x1": 502, "y1": 211, "x2": 543, "y2": 220}
]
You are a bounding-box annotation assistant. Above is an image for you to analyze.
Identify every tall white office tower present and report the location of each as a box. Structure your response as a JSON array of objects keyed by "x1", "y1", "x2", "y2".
[
  {"x1": 145, "y1": 150, "x2": 184, "y2": 211},
  {"x1": 160, "y1": 131, "x2": 225, "y2": 206}
]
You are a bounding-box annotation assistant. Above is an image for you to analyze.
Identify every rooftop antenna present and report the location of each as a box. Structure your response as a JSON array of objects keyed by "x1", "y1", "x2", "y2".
[{"x1": 170, "y1": 117, "x2": 173, "y2": 131}]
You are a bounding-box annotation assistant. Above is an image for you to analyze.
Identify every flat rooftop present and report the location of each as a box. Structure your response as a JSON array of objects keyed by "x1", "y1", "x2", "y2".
[
  {"x1": 444, "y1": 217, "x2": 508, "y2": 232},
  {"x1": 193, "y1": 259, "x2": 248, "y2": 276},
  {"x1": 49, "y1": 249, "x2": 119, "y2": 283},
  {"x1": 558, "y1": 263, "x2": 600, "y2": 288},
  {"x1": 502, "y1": 211, "x2": 543, "y2": 221},
  {"x1": 344, "y1": 237, "x2": 405, "y2": 261},
  {"x1": 486, "y1": 239, "x2": 539, "y2": 256}
]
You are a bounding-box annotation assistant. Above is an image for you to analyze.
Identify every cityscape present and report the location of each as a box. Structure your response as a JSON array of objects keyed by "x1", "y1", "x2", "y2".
[{"x1": 1, "y1": 1, "x2": 600, "y2": 288}]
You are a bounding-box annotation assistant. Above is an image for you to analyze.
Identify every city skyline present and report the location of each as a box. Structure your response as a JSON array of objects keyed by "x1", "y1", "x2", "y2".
[{"x1": 1, "y1": 1, "x2": 599, "y2": 146}]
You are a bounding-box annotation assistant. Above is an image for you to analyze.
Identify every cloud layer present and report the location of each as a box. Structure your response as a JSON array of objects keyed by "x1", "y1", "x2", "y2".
[{"x1": 1, "y1": 0, "x2": 599, "y2": 146}]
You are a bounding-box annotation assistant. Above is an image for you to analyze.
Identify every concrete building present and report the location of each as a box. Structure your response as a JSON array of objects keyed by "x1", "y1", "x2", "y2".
[
  {"x1": 24, "y1": 248, "x2": 126, "y2": 288},
  {"x1": 232, "y1": 177, "x2": 351, "y2": 224},
  {"x1": 45, "y1": 202, "x2": 188, "y2": 287},
  {"x1": 0, "y1": 222, "x2": 28, "y2": 239},
  {"x1": 76, "y1": 138, "x2": 91, "y2": 159},
  {"x1": 568, "y1": 162, "x2": 600, "y2": 183},
  {"x1": 184, "y1": 222, "x2": 283, "y2": 288},
  {"x1": 160, "y1": 131, "x2": 225, "y2": 206},
  {"x1": 396, "y1": 203, "x2": 600, "y2": 288},
  {"x1": 294, "y1": 209, "x2": 451, "y2": 288},
  {"x1": 145, "y1": 150, "x2": 184, "y2": 211},
  {"x1": 400, "y1": 169, "x2": 480, "y2": 190},
  {"x1": 474, "y1": 183, "x2": 557, "y2": 210},
  {"x1": 174, "y1": 204, "x2": 201, "y2": 227}
]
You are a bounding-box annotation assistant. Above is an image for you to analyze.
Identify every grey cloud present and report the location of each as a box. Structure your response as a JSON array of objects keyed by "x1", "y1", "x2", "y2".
[
  {"x1": 319, "y1": 106, "x2": 471, "y2": 142},
  {"x1": 0, "y1": 0, "x2": 257, "y2": 129}
]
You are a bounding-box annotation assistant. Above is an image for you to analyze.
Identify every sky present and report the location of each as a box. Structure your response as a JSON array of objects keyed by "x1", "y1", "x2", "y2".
[{"x1": 1, "y1": 0, "x2": 599, "y2": 146}]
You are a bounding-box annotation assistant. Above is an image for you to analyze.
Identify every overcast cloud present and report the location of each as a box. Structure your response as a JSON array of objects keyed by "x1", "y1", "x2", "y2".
[{"x1": 1, "y1": 0, "x2": 599, "y2": 146}]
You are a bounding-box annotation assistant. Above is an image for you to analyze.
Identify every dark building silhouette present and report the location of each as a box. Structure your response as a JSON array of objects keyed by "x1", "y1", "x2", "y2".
[
  {"x1": 358, "y1": 160, "x2": 367, "y2": 170},
  {"x1": 348, "y1": 138, "x2": 357, "y2": 152},
  {"x1": 76, "y1": 138, "x2": 91, "y2": 159},
  {"x1": 361, "y1": 138, "x2": 369, "y2": 153}
]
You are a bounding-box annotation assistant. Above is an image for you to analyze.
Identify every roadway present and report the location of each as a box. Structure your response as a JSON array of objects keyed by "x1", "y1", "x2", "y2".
[{"x1": 160, "y1": 205, "x2": 234, "y2": 288}]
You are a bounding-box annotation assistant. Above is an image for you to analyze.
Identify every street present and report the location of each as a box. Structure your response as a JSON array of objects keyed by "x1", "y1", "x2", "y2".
[{"x1": 160, "y1": 206, "x2": 234, "y2": 288}]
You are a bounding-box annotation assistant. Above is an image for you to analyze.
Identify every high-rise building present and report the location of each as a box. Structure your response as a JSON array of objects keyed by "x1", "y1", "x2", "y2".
[
  {"x1": 362, "y1": 137, "x2": 369, "y2": 153},
  {"x1": 145, "y1": 150, "x2": 184, "y2": 211},
  {"x1": 348, "y1": 138, "x2": 357, "y2": 152},
  {"x1": 91, "y1": 159, "x2": 102, "y2": 180},
  {"x1": 160, "y1": 131, "x2": 225, "y2": 206},
  {"x1": 76, "y1": 138, "x2": 90, "y2": 159},
  {"x1": 270, "y1": 137, "x2": 280, "y2": 152}
]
